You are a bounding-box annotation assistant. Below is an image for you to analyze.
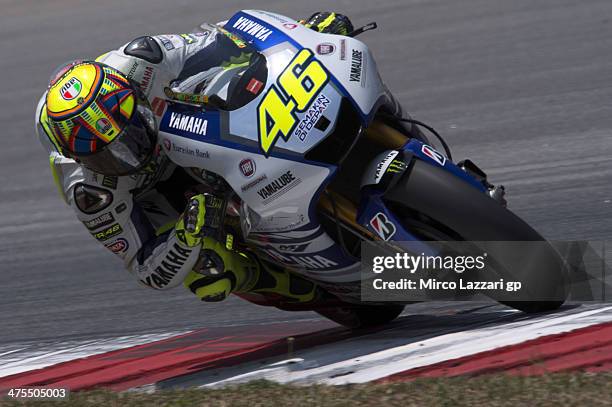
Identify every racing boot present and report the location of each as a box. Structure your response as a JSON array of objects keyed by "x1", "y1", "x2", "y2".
[{"x1": 246, "y1": 259, "x2": 319, "y2": 304}]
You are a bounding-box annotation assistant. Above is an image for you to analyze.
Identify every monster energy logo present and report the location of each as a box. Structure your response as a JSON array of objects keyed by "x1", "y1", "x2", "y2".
[{"x1": 386, "y1": 159, "x2": 407, "y2": 174}]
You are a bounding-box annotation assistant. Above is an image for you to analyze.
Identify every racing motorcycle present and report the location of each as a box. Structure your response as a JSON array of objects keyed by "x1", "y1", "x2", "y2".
[{"x1": 159, "y1": 10, "x2": 568, "y2": 327}]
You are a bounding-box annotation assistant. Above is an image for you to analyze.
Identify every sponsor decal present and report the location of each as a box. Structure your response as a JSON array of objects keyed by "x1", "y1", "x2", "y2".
[
  {"x1": 218, "y1": 27, "x2": 247, "y2": 48},
  {"x1": 232, "y1": 16, "x2": 274, "y2": 41},
  {"x1": 115, "y1": 202, "x2": 128, "y2": 214},
  {"x1": 163, "y1": 87, "x2": 208, "y2": 104},
  {"x1": 370, "y1": 212, "x2": 396, "y2": 241},
  {"x1": 239, "y1": 158, "x2": 256, "y2": 178},
  {"x1": 60, "y1": 77, "x2": 82, "y2": 100},
  {"x1": 160, "y1": 107, "x2": 221, "y2": 140},
  {"x1": 159, "y1": 37, "x2": 174, "y2": 50},
  {"x1": 316, "y1": 43, "x2": 336, "y2": 56},
  {"x1": 386, "y1": 159, "x2": 407, "y2": 174},
  {"x1": 251, "y1": 213, "x2": 306, "y2": 233},
  {"x1": 278, "y1": 243, "x2": 310, "y2": 253},
  {"x1": 295, "y1": 94, "x2": 331, "y2": 142},
  {"x1": 340, "y1": 39, "x2": 347, "y2": 60},
  {"x1": 83, "y1": 212, "x2": 115, "y2": 231},
  {"x1": 141, "y1": 243, "x2": 193, "y2": 289},
  {"x1": 105, "y1": 238, "x2": 129, "y2": 254},
  {"x1": 102, "y1": 175, "x2": 118, "y2": 190},
  {"x1": 283, "y1": 23, "x2": 298, "y2": 29},
  {"x1": 256, "y1": 48, "x2": 329, "y2": 155},
  {"x1": 170, "y1": 142, "x2": 210, "y2": 159},
  {"x1": 125, "y1": 62, "x2": 155, "y2": 96},
  {"x1": 421, "y1": 144, "x2": 447, "y2": 166},
  {"x1": 126, "y1": 60, "x2": 140, "y2": 79},
  {"x1": 240, "y1": 174, "x2": 268, "y2": 192},
  {"x1": 179, "y1": 33, "x2": 196, "y2": 44},
  {"x1": 246, "y1": 78, "x2": 264, "y2": 95},
  {"x1": 256, "y1": 11, "x2": 291, "y2": 23},
  {"x1": 140, "y1": 66, "x2": 154, "y2": 95},
  {"x1": 92, "y1": 223, "x2": 123, "y2": 242},
  {"x1": 257, "y1": 170, "x2": 301, "y2": 204},
  {"x1": 193, "y1": 31, "x2": 210, "y2": 38},
  {"x1": 151, "y1": 97, "x2": 167, "y2": 117},
  {"x1": 350, "y1": 49, "x2": 365, "y2": 86},
  {"x1": 263, "y1": 248, "x2": 340, "y2": 270},
  {"x1": 167, "y1": 112, "x2": 208, "y2": 136},
  {"x1": 159, "y1": 34, "x2": 186, "y2": 50},
  {"x1": 74, "y1": 184, "x2": 113, "y2": 214},
  {"x1": 374, "y1": 151, "x2": 399, "y2": 184},
  {"x1": 95, "y1": 118, "x2": 111, "y2": 134},
  {"x1": 162, "y1": 138, "x2": 171, "y2": 151}
]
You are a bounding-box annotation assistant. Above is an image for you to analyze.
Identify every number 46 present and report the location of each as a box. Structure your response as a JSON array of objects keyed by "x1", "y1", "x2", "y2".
[{"x1": 257, "y1": 48, "x2": 329, "y2": 155}]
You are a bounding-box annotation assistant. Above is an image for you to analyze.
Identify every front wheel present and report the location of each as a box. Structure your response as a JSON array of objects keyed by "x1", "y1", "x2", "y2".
[{"x1": 383, "y1": 159, "x2": 569, "y2": 313}]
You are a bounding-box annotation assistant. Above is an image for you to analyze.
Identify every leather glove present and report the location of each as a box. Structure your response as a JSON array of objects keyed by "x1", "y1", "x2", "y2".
[
  {"x1": 183, "y1": 237, "x2": 260, "y2": 302},
  {"x1": 301, "y1": 12, "x2": 354, "y2": 35},
  {"x1": 175, "y1": 193, "x2": 224, "y2": 247}
]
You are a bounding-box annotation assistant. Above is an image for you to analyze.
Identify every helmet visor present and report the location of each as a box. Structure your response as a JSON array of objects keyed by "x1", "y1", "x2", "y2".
[{"x1": 78, "y1": 93, "x2": 158, "y2": 176}]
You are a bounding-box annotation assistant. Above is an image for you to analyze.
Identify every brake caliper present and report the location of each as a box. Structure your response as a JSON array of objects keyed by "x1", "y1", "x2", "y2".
[{"x1": 457, "y1": 159, "x2": 506, "y2": 207}]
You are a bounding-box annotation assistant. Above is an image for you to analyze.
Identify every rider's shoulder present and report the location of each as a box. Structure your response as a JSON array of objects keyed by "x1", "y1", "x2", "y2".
[
  {"x1": 123, "y1": 36, "x2": 164, "y2": 64},
  {"x1": 94, "y1": 38, "x2": 170, "y2": 98},
  {"x1": 146, "y1": 29, "x2": 217, "y2": 54}
]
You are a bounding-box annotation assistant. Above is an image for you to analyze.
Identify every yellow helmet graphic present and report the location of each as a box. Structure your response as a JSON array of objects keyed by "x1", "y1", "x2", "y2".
[{"x1": 44, "y1": 61, "x2": 157, "y2": 176}]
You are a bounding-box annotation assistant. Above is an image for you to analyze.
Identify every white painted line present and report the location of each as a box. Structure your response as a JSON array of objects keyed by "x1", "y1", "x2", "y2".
[
  {"x1": 197, "y1": 305, "x2": 612, "y2": 387},
  {"x1": 324, "y1": 305, "x2": 612, "y2": 384},
  {"x1": 0, "y1": 331, "x2": 190, "y2": 378}
]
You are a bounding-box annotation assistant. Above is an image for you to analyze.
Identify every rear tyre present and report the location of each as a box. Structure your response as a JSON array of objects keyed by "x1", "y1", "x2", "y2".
[{"x1": 316, "y1": 304, "x2": 405, "y2": 329}]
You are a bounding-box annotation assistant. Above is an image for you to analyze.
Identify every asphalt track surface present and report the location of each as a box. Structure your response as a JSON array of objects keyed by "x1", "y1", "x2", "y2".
[{"x1": 0, "y1": 0, "x2": 611, "y2": 345}]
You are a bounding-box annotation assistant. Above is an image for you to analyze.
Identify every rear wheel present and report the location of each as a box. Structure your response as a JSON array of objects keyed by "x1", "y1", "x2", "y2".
[{"x1": 316, "y1": 304, "x2": 405, "y2": 329}]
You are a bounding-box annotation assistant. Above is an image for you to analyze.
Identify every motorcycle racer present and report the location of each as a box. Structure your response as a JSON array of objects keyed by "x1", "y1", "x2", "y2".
[{"x1": 34, "y1": 12, "x2": 397, "y2": 305}]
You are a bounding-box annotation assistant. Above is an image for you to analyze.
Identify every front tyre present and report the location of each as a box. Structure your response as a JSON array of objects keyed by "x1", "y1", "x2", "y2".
[{"x1": 383, "y1": 159, "x2": 568, "y2": 313}]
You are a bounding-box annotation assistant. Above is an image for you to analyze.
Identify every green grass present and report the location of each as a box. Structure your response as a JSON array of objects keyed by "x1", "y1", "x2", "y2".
[{"x1": 2, "y1": 373, "x2": 611, "y2": 407}]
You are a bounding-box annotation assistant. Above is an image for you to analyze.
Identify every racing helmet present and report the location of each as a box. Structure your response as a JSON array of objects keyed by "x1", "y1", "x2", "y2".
[{"x1": 45, "y1": 60, "x2": 157, "y2": 176}]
